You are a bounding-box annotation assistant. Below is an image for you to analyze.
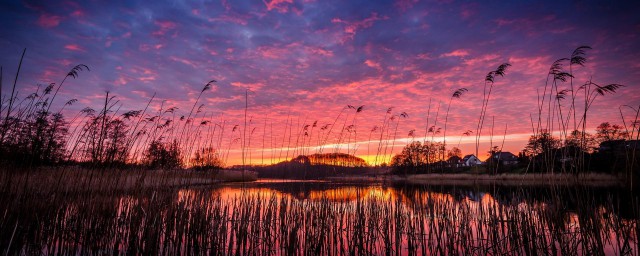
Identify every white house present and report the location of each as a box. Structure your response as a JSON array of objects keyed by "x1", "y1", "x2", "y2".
[{"x1": 462, "y1": 154, "x2": 482, "y2": 166}]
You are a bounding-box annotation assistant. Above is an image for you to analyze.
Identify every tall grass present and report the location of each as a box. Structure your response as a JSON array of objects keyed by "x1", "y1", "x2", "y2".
[
  {"x1": 0, "y1": 176, "x2": 637, "y2": 255},
  {"x1": 474, "y1": 63, "x2": 511, "y2": 166},
  {"x1": 529, "y1": 46, "x2": 625, "y2": 174},
  {"x1": 442, "y1": 88, "x2": 467, "y2": 166}
]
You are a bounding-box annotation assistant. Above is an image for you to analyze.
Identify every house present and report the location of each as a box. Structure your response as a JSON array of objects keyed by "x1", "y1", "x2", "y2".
[
  {"x1": 599, "y1": 140, "x2": 640, "y2": 153},
  {"x1": 461, "y1": 154, "x2": 482, "y2": 166},
  {"x1": 595, "y1": 140, "x2": 640, "y2": 172},
  {"x1": 490, "y1": 151, "x2": 519, "y2": 165},
  {"x1": 446, "y1": 155, "x2": 463, "y2": 167}
]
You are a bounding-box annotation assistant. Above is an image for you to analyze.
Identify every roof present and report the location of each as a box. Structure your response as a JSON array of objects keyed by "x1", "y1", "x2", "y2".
[
  {"x1": 492, "y1": 151, "x2": 518, "y2": 160},
  {"x1": 462, "y1": 154, "x2": 476, "y2": 161},
  {"x1": 599, "y1": 140, "x2": 640, "y2": 151}
]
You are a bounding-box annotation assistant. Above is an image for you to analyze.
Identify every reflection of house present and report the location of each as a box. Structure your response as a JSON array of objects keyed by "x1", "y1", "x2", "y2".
[
  {"x1": 491, "y1": 152, "x2": 519, "y2": 165},
  {"x1": 462, "y1": 154, "x2": 482, "y2": 166},
  {"x1": 446, "y1": 156, "x2": 463, "y2": 167}
]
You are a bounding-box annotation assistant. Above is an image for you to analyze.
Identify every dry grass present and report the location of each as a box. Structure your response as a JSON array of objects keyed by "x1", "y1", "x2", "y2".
[
  {"x1": 0, "y1": 167, "x2": 256, "y2": 195},
  {"x1": 1, "y1": 183, "x2": 637, "y2": 255},
  {"x1": 214, "y1": 169, "x2": 258, "y2": 182}
]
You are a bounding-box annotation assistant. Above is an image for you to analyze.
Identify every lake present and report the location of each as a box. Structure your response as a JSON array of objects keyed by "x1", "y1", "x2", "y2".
[{"x1": 1, "y1": 179, "x2": 638, "y2": 255}]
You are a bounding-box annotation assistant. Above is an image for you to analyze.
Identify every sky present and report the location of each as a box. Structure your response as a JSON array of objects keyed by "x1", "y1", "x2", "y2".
[{"x1": 1, "y1": 0, "x2": 639, "y2": 165}]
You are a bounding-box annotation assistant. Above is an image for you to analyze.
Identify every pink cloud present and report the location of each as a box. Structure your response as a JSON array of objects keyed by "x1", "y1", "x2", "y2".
[
  {"x1": 36, "y1": 14, "x2": 62, "y2": 28},
  {"x1": 209, "y1": 14, "x2": 250, "y2": 25},
  {"x1": 221, "y1": 0, "x2": 232, "y2": 11},
  {"x1": 394, "y1": 0, "x2": 418, "y2": 12},
  {"x1": 263, "y1": 0, "x2": 293, "y2": 13},
  {"x1": 139, "y1": 44, "x2": 164, "y2": 52},
  {"x1": 39, "y1": 68, "x2": 60, "y2": 82},
  {"x1": 57, "y1": 59, "x2": 72, "y2": 67},
  {"x1": 152, "y1": 20, "x2": 177, "y2": 36},
  {"x1": 169, "y1": 56, "x2": 198, "y2": 68},
  {"x1": 64, "y1": 44, "x2": 85, "y2": 52},
  {"x1": 462, "y1": 54, "x2": 501, "y2": 66},
  {"x1": 332, "y1": 13, "x2": 389, "y2": 43},
  {"x1": 494, "y1": 15, "x2": 558, "y2": 37},
  {"x1": 306, "y1": 46, "x2": 334, "y2": 57},
  {"x1": 115, "y1": 75, "x2": 130, "y2": 86},
  {"x1": 416, "y1": 53, "x2": 433, "y2": 60},
  {"x1": 441, "y1": 49, "x2": 470, "y2": 58},
  {"x1": 459, "y1": 3, "x2": 477, "y2": 19},
  {"x1": 231, "y1": 82, "x2": 265, "y2": 90},
  {"x1": 70, "y1": 10, "x2": 84, "y2": 17},
  {"x1": 364, "y1": 59, "x2": 382, "y2": 71},
  {"x1": 256, "y1": 46, "x2": 288, "y2": 59},
  {"x1": 138, "y1": 76, "x2": 156, "y2": 82}
]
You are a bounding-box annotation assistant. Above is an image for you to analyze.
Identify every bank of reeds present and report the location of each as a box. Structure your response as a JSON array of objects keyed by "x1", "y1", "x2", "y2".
[{"x1": 0, "y1": 181, "x2": 637, "y2": 255}]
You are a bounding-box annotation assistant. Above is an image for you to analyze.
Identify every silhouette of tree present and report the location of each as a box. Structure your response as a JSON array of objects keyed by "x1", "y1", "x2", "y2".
[
  {"x1": 191, "y1": 147, "x2": 224, "y2": 170},
  {"x1": 595, "y1": 122, "x2": 629, "y2": 143},
  {"x1": 391, "y1": 141, "x2": 444, "y2": 174},
  {"x1": 144, "y1": 139, "x2": 182, "y2": 170},
  {"x1": 524, "y1": 130, "x2": 561, "y2": 157},
  {"x1": 447, "y1": 147, "x2": 462, "y2": 158}
]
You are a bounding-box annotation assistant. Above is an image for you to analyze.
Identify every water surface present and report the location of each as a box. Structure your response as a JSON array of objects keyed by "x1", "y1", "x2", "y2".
[{"x1": 1, "y1": 179, "x2": 638, "y2": 255}]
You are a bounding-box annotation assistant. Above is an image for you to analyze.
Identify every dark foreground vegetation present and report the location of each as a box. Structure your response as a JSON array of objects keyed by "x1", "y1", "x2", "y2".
[{"x1": 1, "y1": 177, "x2": 639, "y2": 255}]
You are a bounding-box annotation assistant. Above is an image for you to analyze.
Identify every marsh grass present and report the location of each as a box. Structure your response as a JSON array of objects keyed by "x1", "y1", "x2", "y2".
[{"x1": 0, "y1": 176, "x2": 637, "y2": 255}]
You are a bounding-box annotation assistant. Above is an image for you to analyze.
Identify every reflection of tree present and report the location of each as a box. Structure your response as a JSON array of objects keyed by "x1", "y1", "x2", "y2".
[
  {"x1": 239, "y1": 182, "x2": 373, "y2": 201},
  {"x1": 2, "y1": 179, "x2": 635, "y2": 255}
]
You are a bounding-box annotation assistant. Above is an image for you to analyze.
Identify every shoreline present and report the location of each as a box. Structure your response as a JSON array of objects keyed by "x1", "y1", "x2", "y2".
[
  {"x1": 0, "y1": 167, "x2": 257, "y2": 195},
  {"x1": 390, "y1": 173, "x2": 625, "y2": 187}
]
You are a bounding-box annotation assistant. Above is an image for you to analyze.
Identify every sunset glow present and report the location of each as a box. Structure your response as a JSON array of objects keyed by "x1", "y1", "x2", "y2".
[{"x1": 1, "y1": 1, "x2": 638, "y2": 165}]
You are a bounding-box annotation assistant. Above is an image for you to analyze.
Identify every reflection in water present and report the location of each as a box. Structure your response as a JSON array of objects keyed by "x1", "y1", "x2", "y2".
[{"x1": 1, "y1": 179, "x2": 638, "y2": 255}]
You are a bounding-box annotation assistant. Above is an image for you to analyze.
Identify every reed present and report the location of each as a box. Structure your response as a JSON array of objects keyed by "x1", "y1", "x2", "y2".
[
  {"x1": 474, "y1": 63, "x2": 511, "y2": 167},
  {"x1": 1, "y1": 173, "x2": 636, "y2": 255},
  {"x1": 442, "y1": 88, "x2": 467, "y2": 164},
  {"x1": 528, "y1": 46, "x2": 625, "y2": 174}
]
